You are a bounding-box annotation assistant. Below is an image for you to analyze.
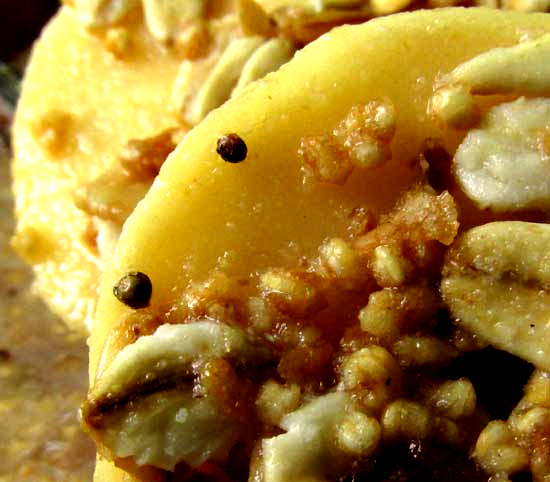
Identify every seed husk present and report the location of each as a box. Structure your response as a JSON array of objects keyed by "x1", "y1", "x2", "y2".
[
  {"x1": 113, "y1": 271, "x2": 152, "y2": 309},
  {"x1": 216, "y1": 133, "x2": 248, "y2": 163}
]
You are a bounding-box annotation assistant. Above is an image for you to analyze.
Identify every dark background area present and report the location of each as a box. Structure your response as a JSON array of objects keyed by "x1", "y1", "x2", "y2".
[{"x1": 0, "y1": 0, "x2": 60, "y2": 61}]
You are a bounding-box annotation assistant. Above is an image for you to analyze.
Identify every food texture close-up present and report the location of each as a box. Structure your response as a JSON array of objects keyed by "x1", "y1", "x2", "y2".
[{"x1": 6, "y1": 0, "x2": 550, "y2": 481}]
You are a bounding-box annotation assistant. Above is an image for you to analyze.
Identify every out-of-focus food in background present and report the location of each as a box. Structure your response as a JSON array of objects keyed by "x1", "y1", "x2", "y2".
[{"x1": 1, "y1": 2, "x2": 96, "y2": 480}]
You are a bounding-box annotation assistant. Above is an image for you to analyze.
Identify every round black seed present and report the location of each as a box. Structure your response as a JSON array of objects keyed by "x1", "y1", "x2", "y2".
[
  {"x1": 216, "y1": 133, "x2": 247, "y2": 163},
  {"x1": 113, "y1": 271, "x2": 152, "y2": 309},
  {"x1": 0, "y1": 349, "x2": 11, "y2": 362}
]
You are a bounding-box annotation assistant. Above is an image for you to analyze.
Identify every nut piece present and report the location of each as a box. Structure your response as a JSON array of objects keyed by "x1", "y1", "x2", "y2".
[
  {"x1": 73, "y1": 0, "x2": 139, "y2": 28},
  {"x1": 435, "y1": 33, "x2": 550, "y2": 99},
  {"x1": 256, "y1": 0, "x2": 371, "y2": 44},
  {"x1": 187, "y1": 36, "x2": 266, "y2": 124},
  {"x1": 83, "y1": 321, "x2": 272, "y2": 470},
  {"x1": 261, "y1": 392, "x2": 351, "y2": 482},
  {"x1": 142, "y1": 0, "x2": 205, "y2": 43},
  {"x1": 232, "y1": 37, "x2": 295, "y2": 98},
  {"x1": 429, "y1": 33, "x2": 550, "y2": 130},
  {"x1": 441, "y1": 221, "x2": 550, "y2": 371},
  {"x1": 454, "y1": 97, "x2": 550, "y2": 211}
]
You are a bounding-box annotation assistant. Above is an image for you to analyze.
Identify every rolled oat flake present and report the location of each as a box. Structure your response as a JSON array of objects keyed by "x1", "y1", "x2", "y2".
[
  {"x1": 113, "y1": 271, "x2": 152, "y2": 309},
  {"x1": 216, "y1": 133, "x2": 247, "y2": 163}
]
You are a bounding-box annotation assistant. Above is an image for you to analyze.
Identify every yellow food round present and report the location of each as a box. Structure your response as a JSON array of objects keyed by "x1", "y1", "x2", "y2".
[
  {"x1": 11, "y1": 6, "x2": 181, "y2": 332},
  {"x1": 88, "y1": 7, "x2": 550, "y2": 480}
]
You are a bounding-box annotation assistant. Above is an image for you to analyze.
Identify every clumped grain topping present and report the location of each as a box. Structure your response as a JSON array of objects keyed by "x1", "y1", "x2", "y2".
[
  {"x1": 87, "y1": 173, "x2": 472, "y2": 478},
  {"x1": 74, "y1": 169, "x2": 151, "y2": 225},
  {"x1": 299, "y1": 100, "x2": 396, "y2": 184},
  {"x1": 427, "y1": 378, "x2": 477, "y2": 420},
  {"x1": 90, "y1": 173, "x2": 472, "y2": 476},
  {"x1": 507, "y1": 370, "x2": 550, "y2": 480},
  {"x1": 336, "y1": 410, "x2": 381, "y2": 457},
  {"x1": 299, "y1": 134, "x2": 353, "y2": 184},
  {"x1": 474, "y1": 420, "x2": 529, "y2": 476},
  {"x1": 74, "y1": 127, "x2": 185, "y2": 251},
  {"x1": 113, "y1": 271, "x2": 153, "y2": 309},
  {"x1": 119, "y1": 127, "x2": 185, "y2": 181},
  {"x1": 103, "y1": 27, "x2": 133, "y2": 59},
  {"x1": 339, "y1": 345, "x2": 402, "y2": 413},
  {"x1": 216, "y1": 133, "x2": 248, "y2": 163},
  {"x1": 31, "y1": 110, "x2": 76, "y2": 157},
  {"x1": 82, "y1": 37, "x2": 550, "y2": 478},
  {"x1": 259, "y1": 269, "x2": 327, "y2": 317},
  {"x1": 73, "y1": 127, "x2": 184, "y2": 255},
  {"x1": 359, "y1": 283, "x2": 440, "y2": 344},
  {"x1": 332, "y1": 100, "x2": 396, "y2": 168}
]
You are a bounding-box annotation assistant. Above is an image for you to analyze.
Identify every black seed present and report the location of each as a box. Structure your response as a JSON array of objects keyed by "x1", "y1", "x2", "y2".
[
  {"x1": 216, "y1": 133, "x2": 247, "y2": 163},
  {"x1": 113, "y1": 272, "x2": 152, "y2": 309},
  {"x1": 0, "y1": 349, "x2": 11, "y2": 362}
]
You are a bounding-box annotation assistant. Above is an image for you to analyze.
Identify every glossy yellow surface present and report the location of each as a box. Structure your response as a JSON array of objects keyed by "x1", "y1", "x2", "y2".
[{"x1": 85, "y1": 7, "x2": 550, "y2": 480}]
